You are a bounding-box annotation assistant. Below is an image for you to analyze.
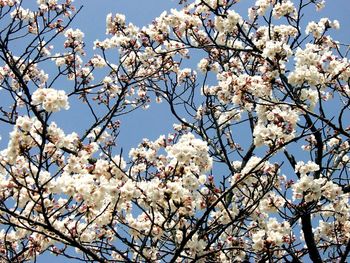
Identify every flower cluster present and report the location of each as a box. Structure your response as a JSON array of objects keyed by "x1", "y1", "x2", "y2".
[
  {"x1": 32, "y1": 88, "x2": 69, "y2": 112},
  {"x1": 2, "y1": 116, "x2": 41, "y2": 164},
  {"x1": 272, "y1": 0, "x2": 296, "y2": 19},
  {"x1": 254, "y1": 104, "x2": 299, "y2": 147},
  {"x1": 166, "y1": 133, "x2": 212, "y2": 173},
  {"x1": 64, "y1": 28, "x2": 85, "y2": 54},
  {"x1": 214, "y1": 10, "x2": 243, "y2": 33},
  {"x1": 209, "y1": 73, "x2": 271, "y2": 107},
  {"x1": 251, "y1": 218, "x2": 291, "y2": 252},
  {"x1": 306, "y1": 18, "x2": 340, "y2": 39},
  {"x1": 10, "y1": 7, "x2": 35, "y2": 21}
]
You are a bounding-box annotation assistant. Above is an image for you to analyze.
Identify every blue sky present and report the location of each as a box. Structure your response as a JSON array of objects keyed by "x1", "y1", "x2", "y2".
[{"x1": 0, "y1": 0, "x2": 349, "y2": 262}]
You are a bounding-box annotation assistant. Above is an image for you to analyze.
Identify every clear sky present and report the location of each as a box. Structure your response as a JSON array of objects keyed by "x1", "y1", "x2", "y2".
[{"x1": 1, "y1": 0, "x2": 349, "y2": 262}]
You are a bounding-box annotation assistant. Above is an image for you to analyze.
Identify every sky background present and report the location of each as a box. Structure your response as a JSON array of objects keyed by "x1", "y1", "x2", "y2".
[{"x1": 0, "y1": 0, "x2": 349, "y2": 262}]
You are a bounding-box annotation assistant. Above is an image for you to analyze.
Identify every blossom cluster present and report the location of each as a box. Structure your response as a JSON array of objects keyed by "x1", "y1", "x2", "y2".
[
  {"x1": 254, "y1": 104, "x2": 299, "y2": 147},
  {"x1": 32, "y1": 88, "x2": 69, "y2": 112}
]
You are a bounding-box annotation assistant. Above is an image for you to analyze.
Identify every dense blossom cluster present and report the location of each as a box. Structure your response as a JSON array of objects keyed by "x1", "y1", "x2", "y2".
[
  {"x1": 253, "y1": 104, "x2": 299, "y2": 147},
  {"x1": 0, "y1": 0, "x2": 349, "y2": 262},
  {"x1": 32, "y1": 88, "x2": 69, "y2": 112}
]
